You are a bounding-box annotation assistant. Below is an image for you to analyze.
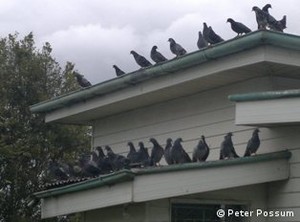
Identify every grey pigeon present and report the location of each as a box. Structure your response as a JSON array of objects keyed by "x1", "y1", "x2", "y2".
[
  {"x1": 137, "y1": 141, "x2": 151, "y2": 166},
  {"x1": 252, "y1": 6, "x2": 268, "y2": 30},
  {"x1": 168, "y1": 38, "x2": 187, "y2": 57},
  {"x1": 130, "y1": 50, "x2": 152, "y2": 68},
  {"x1": 149, "y1": 138, "x2": 164, "y2": 166},
  {"x1": 170, "y1": 138, "x2": 192, "y2": 164},
  {"x1": 95, "y1": 146, "x2": 105, "y2": 159},
  {"x1": 74, "y1": 72, "x2": 92, "y2": 88},
  {"x1": 105, "y1": 145, "x2": 130, "y2": 171},
  {"x1": 113, "y1": 65, "x2": 125, "y2": 77},
  {"x1": 244, "y1": 129, "x2": 260, "y2": 157},
  {"x1": 219, "y1": 132, "x2": 239, "y2": 160},
  {"x1": 197, "y1": 31, "x2": 208, "y2": 49},
  {"x1": 227, "y1": 18, "x2": 252, "y2": 36},
  {"x1": 262, "y1": 4, "x2": 284, "y2": 32},
  {"x1": 192, "y1": 135, "x2": 210, "y2": 162},
  {"x1": 77, "y1": 153, "x2": 102, "y2": 177},
  {"x1": 203, "y1": 23, "x2": 224, "y2": 45},
  {"x1": 164, "y1": 138, "x2": 173, "y2": 165},
  {"x1": 94, "y1": 147, "x2": 113, "y2": 174},
  {"x1": 48, "y1": 159, "x2": 69, "y2": 180},
  {"x1": 127, "y1": 142, "x2": 140, "y2": 163},
  {"x1": 150, "y1": 46, "x2": 168, "y2": 63}
]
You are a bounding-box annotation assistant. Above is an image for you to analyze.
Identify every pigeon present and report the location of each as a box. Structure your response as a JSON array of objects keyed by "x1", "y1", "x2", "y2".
[
  {"x1": 78, "y1": 153, "x2": 102, "y2": 177},
  {"x1": 74, "y1": 72, "x2": 92, "y2": 88},
  {"x1": 113, "y1": 65, "x2": 125, "y2": 77},
  {"x1": 227, "y1": 18, "x2": 252, "y2": 36},
  {"x1": 95, "y1": 146, "x2": 105, "y2": 159},
  {"x1": 261, "y1": 4, "x2": 285, "y2": 32},
  {"x1": 244, "y1": 129, "x2": 260, "y2": 157},
  {"x1": 197, "y1": 31, "x2": 208, "y2": 49},
  {"x1": 150, "y1": 46, "x2": 168, "y2": 63},
  {"x1": 203, "y1": 23, "x2": 224, "y2": 45},
  {"x1": 130, "y1": 50, "x2": 152, "y2": 68},
  {"x1": 105, "y1": 145, "x2": 130, "y2": 171},
  {"x1": 278, "y1": 15, "x2": 287, "y2": 30},
  {"x1": 219, "y1": 132, "x2": 239, "y2": 160},
  {"x1": 137, "y1": 141, "x2": 151, "y2": 166},
  {"x1": 252, "y1": 6, "x2": 268, "y2": 30},
  {"x1": 168, "y1": 38, "x2": 187, "y2": 57},
  {"x1": 127, "y1": 142, "x2": 140, "y2": 163},
  {"x1": 48, "y1": 159, "x2": 69, "y2": 180},
  {"x1": 170, "y1": 138, "x2": 192, "y2": 164},
  {"x1": 192, "y1": 135, "x2": 210, "y2": 162},
  {"x1": 149, "y1": 138, "x2": 164, "y2": 166},
  {"x1": 164, "y1": 138, "x2": 173, "y2": 165}
]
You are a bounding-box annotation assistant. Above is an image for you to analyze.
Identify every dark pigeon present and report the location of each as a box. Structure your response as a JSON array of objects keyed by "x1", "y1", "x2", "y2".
[
  {"x1": 93, "y1": 146, "x2": 113, "y2": 173},
  {"x1": 164, "y1": 138, "x2": 173, "y2": 165},
  {"x1": 244, "y1": 129, "x2": 260, "y2": 157},
  {"x1": 105, "y1": 145, "x2": 130, "y2": 171},
  {"x1": 149, "y1": 138, "x2": 164, "y2": 166},
  {"x1": 74, "y1": 72, "x2": 92, "y2": 88},
  {"x1": 203, "y1": 23, "x2": 224, "y2": 45},
  {"x1": 219, "y1": 132, "x2": 239, "y2": 160},
  {"x1": 78, "y1": 153, "x2": 102, "y2": 177},
  {"x1": 151, "y1": 46, "x2": 168, "y2": 63},
  {"x1": 127, "y1": 142, "x2": 140, "y2": 164},
  {"x1": 197, "y1": 31, "x2": 208, "y2": 49},
  {"x1": 261, "y1": 4, "x2": 285, "y2": 32},
  {"x1": 192, "y1": 135, "x2": 210, "y2": 162},
  {"x1": 130, "y1": 50, "x2": 152, "y2": 68},
  {"x1": 170, "y1": 138, "x2": 191, "y2": 164},
  {"x1": 168, "y1": 38, "x2": 187, "y2": 57},
  {"x1": 95, "y1": 146, "x2": 105, "y2": 159},
  {"x1": 137, "y1": 141, "x2": 151, "y2": 166},
  {"x1": 252, "y1": 6, "x2": 268, "y2": 30},
  {"x1": 113, "y1": 65, "x2": 125, "y2": 77},
  {"x1": 227, "y1": 18, "x2": 252, "y2": 36},
  {"x1": 48, "y1": 159, "x2": 69, "y2": 180}
]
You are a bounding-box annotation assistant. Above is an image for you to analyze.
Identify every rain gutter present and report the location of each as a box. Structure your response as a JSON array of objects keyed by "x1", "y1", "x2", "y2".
[{"x1": 30, "y1": 31, "x2": 300, "y2": 114}]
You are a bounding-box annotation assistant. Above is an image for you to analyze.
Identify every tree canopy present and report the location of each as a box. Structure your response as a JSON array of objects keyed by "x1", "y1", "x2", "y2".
[{"x1": 0, "y1": 32, "x2": 90, "y2": 221}]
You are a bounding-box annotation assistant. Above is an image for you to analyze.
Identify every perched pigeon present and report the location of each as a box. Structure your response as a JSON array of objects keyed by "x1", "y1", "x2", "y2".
[
  {"x1": 105, "y1": 145, "x2": 130, "y2": 171},
  {"x1": 77, "y1": 153, "x2": 102, "y2": 177},
  {"x1": 95, "y1": 146, "x2": 105, "y2": 159},
  {"x1": 203, "y1": 23, "x2": 224, "y2": 45},
  {"x1": 219, "y1": 132, "x2": 239, "y2": 160},
  {"x1": 48, "y1": 159, "x2": 69, "y2": 180},
  {"x1": 127, "y1": 142, "x2": 140, "y2": 164},
  {"x1": 227, "y1": 18, "x2": 252, "y2": 36},
  {"x1": 244, "y1": 129, "x2": 260, "y2": 157},
  {"x1": 252, "y1": 6, "x2": 268, "y2": 30},
  {"x1": 149, "y1": 138, "x2": 164, "y2": 166},
  {"x1": 74, "y1": 72, "x2": 92, "y2": 88},
  {"x1": 164, "y1": 138, "x2": 173, "y2": 165},
  {"x1": 113, "y1": 65, "x2": 125, "y2": 77},
  {"x1": 261, "y1": 4, "x2": 285, "y2": 32},
  {"x1": 137, "y1": 142, "x2": 151, "y2": 166},
  {"x1": 197, "y1": 31, "x2": 208, "y2": 49},
  {"x1": 150, "y1": 46, "x2": 168, "y2": 63},
  {"x1": 130, "y1": 50, "x2": 152, "y2": 68},
  {"x1": 192, "y1": 135, "x2": 210, "y2": 162},
  {"x1": 168, "y1": 38, "x2": 187, "y2": 57},
  {"x1": 170, "y1": 138, "x2": 191, "y2": 164}
]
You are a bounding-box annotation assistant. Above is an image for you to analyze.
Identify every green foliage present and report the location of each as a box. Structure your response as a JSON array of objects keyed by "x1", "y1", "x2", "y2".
[{"x1": 0, "y1": 32, "x2": 90, "y2": 221}]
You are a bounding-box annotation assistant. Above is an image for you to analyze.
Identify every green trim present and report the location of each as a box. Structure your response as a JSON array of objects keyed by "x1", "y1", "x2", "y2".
[
  {"x1": 30, "y1": 31, "x2": 300, "y2": 114},
  {"x1": 34, "y1": 150, "x2": 291, "y2": 199},
  {"x1": 34, "y1": 170, "x2": 135, "y2": 199},
  {"x1": 229, "y1": 89, "x2": 300, "y2": 102}
]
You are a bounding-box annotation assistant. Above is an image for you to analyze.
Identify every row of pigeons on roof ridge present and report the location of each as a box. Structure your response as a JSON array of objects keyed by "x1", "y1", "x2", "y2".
[
  {"x1": 73, "y1": 4, "x2": 287, "y2": 88},
  {"x1": 47, "y1": 128, "x2": 260, "y2": 182}
]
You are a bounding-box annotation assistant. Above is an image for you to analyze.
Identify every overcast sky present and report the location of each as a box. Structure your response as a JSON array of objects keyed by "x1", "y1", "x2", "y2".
[{"x1": 0, "y1": 0, "x2": 299, "y2": 84}]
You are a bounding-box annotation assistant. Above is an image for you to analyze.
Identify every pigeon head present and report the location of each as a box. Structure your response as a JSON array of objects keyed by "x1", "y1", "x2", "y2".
[
  {"x1": 112, "y1": 65, "x2": 117, "y2": 69},
  {"x1": 168, "y1": 38, "x2": 175, "y2": 43},
  {"x1": 149, "y1": 138, "x2": 157, "y2": 143},
  {"x1": 152, "y1": 45, "x2": 158, "y2": 50},
  {"x1": 227, "y1": 18, "x2": 234, "y2": 23},
  {"x1": 138, "y1": 141, "x2": 145, "y2": 148},
  {"x1": 166, "y1": 138, "x2": 172, "y2": 143},
  {"x1": 252, "y1": 6, "x2": 259, "y2": 11},
  {"x1": 226, "y1": 132, "x2": 233, "y2": 138},
  {"x1": 201, "y1": 135, "x2": 206, "y2": 140},
  {"x1": 127, "y1": 142, "x2": 134, "y2": 146},
  {"x1": 130, "y1": 50, "x2": 137, "y2": 55},
  {"x1": 175, "y1": 137, "x2": 183, "y2": 143},
  {"x1": 104, "y1": 145, "x2": 112, "y2": 152},
  {"x1": 264, "y1": 4, "x2": 272, "y2": 9},
  {"x1": 253, "y1": 128, "x2": 260, "y2": 134},
  {"x1": 203, "y1": 22, "x2": 208, "y2": 28}
]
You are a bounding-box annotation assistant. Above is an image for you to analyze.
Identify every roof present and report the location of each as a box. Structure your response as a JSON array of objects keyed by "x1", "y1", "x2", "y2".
[
  {"x1": 30, "y1": 30, "x2": 300, "y2": 115},
  {"x1": 229, "y1": 89, "x2": 300, "y2": 102},
  {"x1": 35, "y1": 150, "x2": 291, "y2": 199}
]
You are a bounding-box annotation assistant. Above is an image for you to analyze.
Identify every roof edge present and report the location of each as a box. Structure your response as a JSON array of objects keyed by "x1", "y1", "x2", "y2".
[
  {"x1": 229, "y1": 89, "x2": 300, "y2": 102},
  {"x1": 34, "y1": 150, "x2": 291, "y2": 199},
  {"x1": 30, "y1": 31, "x2": 300, "y2": 114}
]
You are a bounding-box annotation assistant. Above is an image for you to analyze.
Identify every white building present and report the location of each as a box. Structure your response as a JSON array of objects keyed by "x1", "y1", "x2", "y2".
[{"x1": 31, "y1": 30, "x2": 300, "y2": 222}]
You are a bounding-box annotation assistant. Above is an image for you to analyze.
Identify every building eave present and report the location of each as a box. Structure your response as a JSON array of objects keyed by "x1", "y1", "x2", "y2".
[{"x1": 30, "y1": 31, "x2": 300, "y2": 115}]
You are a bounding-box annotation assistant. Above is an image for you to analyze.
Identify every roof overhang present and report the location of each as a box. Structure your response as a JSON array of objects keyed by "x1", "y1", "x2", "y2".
[
  {"x1": 30, "y1": 31, "x2": 300, "y2": 124},
  {"x1": 35, "y1": 151, "x2": 291, "y2": 218},
  {"x1": 229, "y1": 89, "x2": 300, "y2": 126}
]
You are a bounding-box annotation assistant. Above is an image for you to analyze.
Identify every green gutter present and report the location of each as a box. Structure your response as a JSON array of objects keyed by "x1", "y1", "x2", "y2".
[
  {"x1": 30, "y1": 30, "x2": 300, "y2": 114},
  {"x1": 229, "y1": 89, "x2": 300, "y2": 102},
  {"x1": 34, "y1": 170, "x2": 135, "y2": 199},
  {"x1": 34, "y1": 150, "x2": 291, "y2": 199}
]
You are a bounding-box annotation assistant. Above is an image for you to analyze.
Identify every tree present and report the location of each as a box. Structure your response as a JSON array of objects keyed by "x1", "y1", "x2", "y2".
[{"x1": 0, "y1": 32, "x2": 90, "y2": 221}]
